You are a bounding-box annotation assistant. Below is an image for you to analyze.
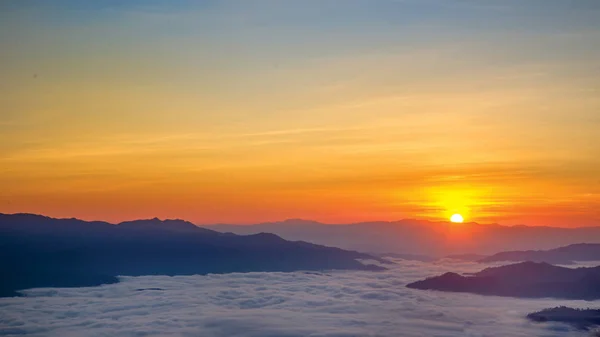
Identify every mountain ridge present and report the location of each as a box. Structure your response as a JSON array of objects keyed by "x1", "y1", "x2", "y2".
[
  {"x1": 0, "y1": 213, "x2": 385, "y2": 297},
  {"x1": 406, "y1": 261, "x2": 600, "y2": 300},
  {"x1": 5, "y1": 213, "x2": 600, "y2": 256},
  {"x1": 205, "y1": 219, "x2": 600, "y2": 256},
  {"x1": 479, "y1": 243, "x2": 600, "y2": 264}
]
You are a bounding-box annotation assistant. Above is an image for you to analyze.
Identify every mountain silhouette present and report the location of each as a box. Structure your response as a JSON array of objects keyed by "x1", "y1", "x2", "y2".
[
  {"x1": 444, "y1": 253, "x2": 488, "y2": 262},
  {"x1": 527, "y1": 306, "x2": 600, "y2": 330},
  {"x1": 479, "y1": 243, "x2": 600, "y2": 264},
  {"x1": 406, "y1": 261, "x2": 600, "y2": 300},
  {"x1": 0, "y1": 213, "x2": 385, "y2": 297},
  {"x1": 206, "y1": 219, "x2": 600, "y2": 256},
  {"x1": 118, "y1": 218, "x2": 212, "y2": 233}
]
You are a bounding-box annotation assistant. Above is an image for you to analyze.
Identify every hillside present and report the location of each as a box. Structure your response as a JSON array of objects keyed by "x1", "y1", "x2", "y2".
[
  {"x1": 207, "y1": 220, "x2": 600, "y2": 256},
  {"x1": 406, "y1": 261, "x2": 600, "y2": 300},
  {"x1": 479, "y1": 243, "x2": 600, "y2": 264},
  {"x1": 0, "y1": 213, "x2": 384, "y2": 297}
]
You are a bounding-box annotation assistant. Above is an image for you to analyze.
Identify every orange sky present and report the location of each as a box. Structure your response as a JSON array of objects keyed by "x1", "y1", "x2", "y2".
[{"x1": 1, "y1": 1, "x2": 599, "y2": 226}]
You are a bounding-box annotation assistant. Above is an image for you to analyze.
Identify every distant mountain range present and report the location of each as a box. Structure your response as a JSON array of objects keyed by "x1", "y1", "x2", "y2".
[
  {"x1": 381, "y1": 244, "x2": 600, "y2": 264},
  {"x1": 479, "y1": 243, "x2": 600, "y2": 265},
  {"x1": 0, "y1": 213, "x2": 384, "y2": 297},
  {"x1": 406, "y1": 261, "x2": 600, "y2": 300},
  {"x1": 206, "y1": 219, "x2": 600, "y2": 256}
]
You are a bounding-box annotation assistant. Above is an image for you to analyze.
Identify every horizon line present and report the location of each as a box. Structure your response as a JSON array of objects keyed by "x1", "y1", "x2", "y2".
[{"x1": 2, "y1": 212, "x2": 599, "y2": 229}]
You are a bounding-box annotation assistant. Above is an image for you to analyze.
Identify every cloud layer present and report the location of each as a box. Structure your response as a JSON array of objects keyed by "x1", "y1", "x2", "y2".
[{"x1": 1, "y1": 260, "x2": 598, "y2": 337}]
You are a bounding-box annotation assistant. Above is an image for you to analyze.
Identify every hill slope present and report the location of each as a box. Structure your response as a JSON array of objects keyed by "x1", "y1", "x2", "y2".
[
  {"x1": 206, "y1": 220, "x2": 600, "y2": 256},
  {"x1": 479, "y1": 243, "x2": 600, "y2": 264},
  {"x1": 0, "y1": 213, "x2": 384, "y2": 297},
  {"x1": 406, "y1": 261, "x2": 600, "y2": 300},
  {"x1": 527, "y1": 307, "x2": 600, "y2": 330}
]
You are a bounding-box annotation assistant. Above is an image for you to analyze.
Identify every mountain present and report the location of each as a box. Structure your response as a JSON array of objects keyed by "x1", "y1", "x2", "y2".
[
  {"x1": 118, "y1": 218, "x2": 213, "y2": 234},
  {"x1": 527, "y1": 307, "x2": 600, "y2": 330},
  {"x1": 206, "y1": 220, "x2": 600, "y2": 256},
  {"x1": 479, "y1": 243, "x2": 600, "y2": 264},
  {"x1": 406, "y1": 261, "x2": 600, "y2": 300},
  {"x1": 377, "y1": 253, "x2": 436, "y2": 262},
  {"x1": 444, "y1": 253, "x2": 488, "y2": 262},
  {"x1": 0, "y1": 213, "x2": 384, "y2": 297}
]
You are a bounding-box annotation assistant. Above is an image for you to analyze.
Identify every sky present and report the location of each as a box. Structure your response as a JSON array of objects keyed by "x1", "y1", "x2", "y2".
[{"x1": 1, "y1": 0, "x2": 599, "y2": 226}]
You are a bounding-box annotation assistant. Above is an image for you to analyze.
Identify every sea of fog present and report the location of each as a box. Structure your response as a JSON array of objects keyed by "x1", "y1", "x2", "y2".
[{"x1": 1, "y1": 259, "x2": 598, "y2": 337}]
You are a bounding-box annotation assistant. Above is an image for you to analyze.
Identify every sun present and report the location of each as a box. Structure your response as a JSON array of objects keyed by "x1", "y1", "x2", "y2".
[{"x1": 450, "y1": 214, "x2": 464, "y2": 223}]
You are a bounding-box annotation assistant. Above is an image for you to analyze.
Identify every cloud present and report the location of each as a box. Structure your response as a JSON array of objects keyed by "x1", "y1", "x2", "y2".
[{"x1": 0, "y1": 260, "x2": 597, "y2": 337}]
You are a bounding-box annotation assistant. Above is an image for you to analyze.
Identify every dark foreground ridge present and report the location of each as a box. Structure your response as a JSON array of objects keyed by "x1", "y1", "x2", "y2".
[
  {"x1": 527, "y1": 307, "x2": 600, "y2": 330},
  {"x1": 406, "y1": 261, "x2": 600, "y2": 300},
  {"x1": 0, "y1": 213, "x2": 385, "y2": 297},
  {"x1": 479, "y1": 243, "x2": 600, "y2": 265}
]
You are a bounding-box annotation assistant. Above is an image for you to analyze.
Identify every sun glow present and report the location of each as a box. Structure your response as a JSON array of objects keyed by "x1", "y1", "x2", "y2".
[{"x1": 450, "y1": 214, "x2": 464, "y2": 223}]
